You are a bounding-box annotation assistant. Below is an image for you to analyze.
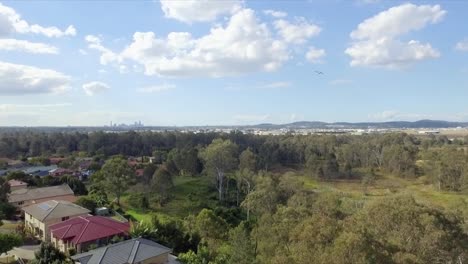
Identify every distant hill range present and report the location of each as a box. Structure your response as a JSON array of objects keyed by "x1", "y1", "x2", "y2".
[
  {"x1": 1, "y1": 120, "x2": 468, "y2": 133},
  {"x1": 249, "y1": 120, "x2": 468, "y2": 130}
]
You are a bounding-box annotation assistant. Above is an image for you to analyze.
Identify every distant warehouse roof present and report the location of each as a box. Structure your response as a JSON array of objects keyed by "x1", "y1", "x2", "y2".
[{"x1": 8, "y1": 184, "x2": 74, "y2": 203}]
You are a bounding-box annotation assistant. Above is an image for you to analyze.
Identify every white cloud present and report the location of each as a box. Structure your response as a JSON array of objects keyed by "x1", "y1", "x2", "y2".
[
  {"x1": 329, "y1": 79, "x2": 353, "y2": 86},
  {"x1": 260, "y1": 82, "x2": 291, "y2": 89},
  {"x1": 137, "y1": 83, "x2": 175, "y2": 93},
  {"x1": 82, "y1": 81, "x2": 110, "y2": 96},
  {"x1": 263, "y1": 9, "x2": 287, "y2": 18},
  {"x1": 92, "y1": 9, "x2": 290, "y2": 78},
  {"x1": 78, "y1": 49, "x2": 87, "y2": 55},
  {"x1": 0, "y1": 3, "x2": 76, "y2": 38},
  {"x1": 85, "y1": 35, "x2": 121, "y2": 66},
  {"x1": 274, "y1": 18, "x2": 321, "y2": 44},
  {"x1": 306, "y1": 46, "x2": 326, "y2": 63},
  {"x1": 0, "y1": 61, "x2": 71, "y2": 95},
  {"x1": 456, "y1": 39, "x2": 468, "y2": 51},
  {"x1": 345, "y1": 3, "x2": 446, "y2": 69},
  {"x1": 160, "y1": 0, "x2": 241, "y2": 23},
  {"x1": 0, "y1": 39, "x2": 58, "y2": 54}
]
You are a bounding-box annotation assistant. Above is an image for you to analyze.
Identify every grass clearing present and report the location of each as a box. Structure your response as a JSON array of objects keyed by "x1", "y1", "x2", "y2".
[
  {"x1": 298, "y1": 172, "x2": 468, "y2": 211},
  {"x1": 123, "y1": 176, "x2": 219, "y2": 223},
  {"x1": 157, "y1": 176, "x2": 219, "y2": 219}
]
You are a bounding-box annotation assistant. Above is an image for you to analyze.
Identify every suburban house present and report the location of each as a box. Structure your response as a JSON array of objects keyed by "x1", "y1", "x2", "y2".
[
  {"x1": 50, "y1": 157, "x2": 66, "y2": 165},
  {"x1": 22, "y1": 165, "x2": 58, "y2": 176},
  {"x1": 135, "y1": 169, "x2": 144, "y2": 177},
  {"x1": 49, "y1": 168, "x2": 74, "y2": 177},
  {"x1": 50, "y1": 216, "x2": 130, "y2": 253},
  {"x1": 71, "y1": 238, "x2": 180, "y2": 264},
  {"x1": 8, "y1": 184, "x2": 76, "y2": 208},
  {"x1": 23, "y1": 200, "x2": 90, "y2": 241},
  {"x1": 8, "y1": 179, "x2": 28, "y2": 191}
]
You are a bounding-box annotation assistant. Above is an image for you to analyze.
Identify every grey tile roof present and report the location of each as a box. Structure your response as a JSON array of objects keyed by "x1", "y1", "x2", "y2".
[
  {"x1": 22, "y1": 200, "x2": 90, "y2": 222},
  {"x1": 72, "y1": 238, "x2": 173, "y2": 264},
  {"x1": 8, "y1": 184, "x2": 74, "y2": 203},
  {"x1": 22, "y1": 165, "x2": 57, "y2": 174}
]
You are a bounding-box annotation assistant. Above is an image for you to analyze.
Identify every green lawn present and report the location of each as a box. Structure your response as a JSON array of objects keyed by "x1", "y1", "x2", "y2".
[{"x1": 0, "y1": 222, "x2": 20, "y2": 235}]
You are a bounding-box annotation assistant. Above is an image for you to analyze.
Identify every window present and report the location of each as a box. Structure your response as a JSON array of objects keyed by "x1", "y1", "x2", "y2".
[
  {"x1": 18, "y1": 201, "x2": 24, "y2": 205},
  {"x1": 62, "y1": 216, "x2": 69, "y2": 221}
]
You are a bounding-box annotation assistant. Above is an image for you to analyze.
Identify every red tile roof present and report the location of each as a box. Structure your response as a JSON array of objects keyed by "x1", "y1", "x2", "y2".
[
  {"x1": 50, "y1": 216, "x2": 129, "y2": 245},
  {"x1": 135, "y1": 169, "x2": 144, "y2": 177}
]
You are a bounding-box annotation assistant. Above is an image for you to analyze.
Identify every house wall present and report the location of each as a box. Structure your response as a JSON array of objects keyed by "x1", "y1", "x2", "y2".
[
  {"x1": 10, "y1": 185, "x2": 27, "y2": 191},
  {"x1": 25, "y1": 212, "x2": 46, "y2": 241},
  {"x1": 52, "y1": 235, "x2": 70, "y2": 253},
  {"x1": 52, "y1": 232, "x2": 127, "y2": 254}
]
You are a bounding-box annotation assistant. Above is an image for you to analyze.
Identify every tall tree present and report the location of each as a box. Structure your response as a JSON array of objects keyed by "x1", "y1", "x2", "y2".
[
  {"x1": 0, "y1": 233, "x2": 22, "y2": 255},
  {"x1": 227, "y1": 222, "x2": 257, "y2": 264},
  {"x1": 152, "y1": 165, "x2": 174, "y2": 204},
  {"x1": 239, "y1": 148, "x2": 257, "y2": 172},
  {"x1": 31, "y1": 243, "x2": 67, "y2": 264},
  {"x1": 0, "y1": 177, "x2": 10, "y2": 202},
  {"x1": 200, "y1": 139, "x2": 238, "y2": 201},
  {"x1": 100, "y1": 157, "x2": 135, "y2": 205}
]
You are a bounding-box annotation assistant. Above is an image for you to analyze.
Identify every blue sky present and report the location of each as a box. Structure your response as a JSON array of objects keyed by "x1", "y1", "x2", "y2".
[{"x1": 0, "y1": 0, "x2": 467, "y2": 126}]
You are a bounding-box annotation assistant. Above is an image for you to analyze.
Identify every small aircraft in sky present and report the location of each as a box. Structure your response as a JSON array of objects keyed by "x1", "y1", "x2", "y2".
[{"x1": 314, "y1": 70, "x2": 324, "y2": 75}]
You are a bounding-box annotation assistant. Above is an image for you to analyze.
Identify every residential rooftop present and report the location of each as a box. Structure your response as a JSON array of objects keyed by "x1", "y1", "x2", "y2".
[
  {"x1": 22, "y1": 200, "x2": 90, "y2": 221},
  {"x1": 71, "y1": 238, "x2": 174, "y2": 264},
  {"x1": 8, "y1": 179, "x2": 28, "y2": 187},
  {"x1": 50, "y1": 216, "x2": 129, "y2": 244},
  {"x1": 8, "y1": 184, "x2": 74, "y2": 203}
]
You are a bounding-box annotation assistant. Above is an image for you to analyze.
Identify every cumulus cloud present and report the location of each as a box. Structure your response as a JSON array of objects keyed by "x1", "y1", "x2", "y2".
[
  {"x1": 345, "y1": 3, "x2": 446, "y2": 69},
  {"x1": 263, "y1": 9, "x2": 287, "y2": 18},
  {"x1": 0, "y1": 39, "x2": 58, "y2": 54},
  {"x1": 137, "y1": 83, "x2": 175, "y2": 93},
  {"x1": 160, "y1": 0, "x2": 241, "y2": 23},
  {"x1": 274, "y1": 18, "x2": 321, "y2": 44},
  {"x1": 456, "y1": 39, "x2": 468, "y2": 51},
  {"x1": 306, "y1": 46, "x2": 326, "y2": 63},
  {"x1": 0, "y1": 3, "x2": 76, "y2": 38},
  {"x1": 89, "y1": 9, "x2": 291, "y2": 77},
  {"x1": 87, "y1": 7, "x2": 326, "y2": 78},
  {"x1": 82, "y1": 81, "x2": 110, "y2": 96},
  {"x1": 85, "y1": 35, "x2": 120, "y2": 65},
  {"x1": 0, "y1": 61, "x2": 71, "y2": 95}
]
